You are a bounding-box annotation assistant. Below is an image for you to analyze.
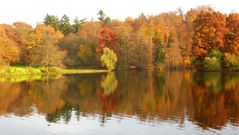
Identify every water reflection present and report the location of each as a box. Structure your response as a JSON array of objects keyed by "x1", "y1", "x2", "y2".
[
  {"x1": 0, "y1": 71, "x2": 239, "y2": 132},
  {"x1": 101, "y1": 72, "x2": 118, "y2": 96}
]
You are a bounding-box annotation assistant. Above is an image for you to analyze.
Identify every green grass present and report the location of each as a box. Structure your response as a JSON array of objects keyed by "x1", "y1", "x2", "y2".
[
  {"x1": 61, "y1": 69, "x2": 109, "y2": 74},
  {"x1": 0, "y1": 66, "x2": 109, "y2": 82},
  {"x1": 0, "y1": 74, "x2": 62, "y2": 83},
  {"x1": 0, "y1": 66, "x2": 109, "y2": 76}
]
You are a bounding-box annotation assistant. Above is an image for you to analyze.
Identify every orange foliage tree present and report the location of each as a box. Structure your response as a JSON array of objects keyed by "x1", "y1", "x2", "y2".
[
  {"x1": 192, "y1": 11, "x2": 226, "y2": 70},
  {"x1": 224, "y1": 13, "x2": 239, "y2": 55},
  {"x1": 0, "y1": 25, "x2": 20, "y2": 65}
]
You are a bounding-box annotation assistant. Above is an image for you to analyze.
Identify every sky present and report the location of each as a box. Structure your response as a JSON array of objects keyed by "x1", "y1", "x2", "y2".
[{"x1": 0, "y1": 0, "x2": 239, "y2": 25}]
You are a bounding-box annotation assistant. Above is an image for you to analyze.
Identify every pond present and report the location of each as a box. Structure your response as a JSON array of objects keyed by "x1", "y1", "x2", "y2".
[{"x1": 0, "y1": 71, "x2": 239, "y2": 135}]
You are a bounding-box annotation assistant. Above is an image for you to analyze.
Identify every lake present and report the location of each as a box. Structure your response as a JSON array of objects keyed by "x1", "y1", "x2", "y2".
[{"x1": 0, "y1": 71, "x2": 239, "y2": 135}]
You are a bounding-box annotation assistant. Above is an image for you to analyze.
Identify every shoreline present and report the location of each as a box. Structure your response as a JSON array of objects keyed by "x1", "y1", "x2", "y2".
[{"x1": 0, "y1": 67, "x2": 109, "y2": 76}]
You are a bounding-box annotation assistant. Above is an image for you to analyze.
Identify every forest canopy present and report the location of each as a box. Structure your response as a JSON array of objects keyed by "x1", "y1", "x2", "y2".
[{"x1": 1, "y1": 6, "x2": 239, "y2": 71}]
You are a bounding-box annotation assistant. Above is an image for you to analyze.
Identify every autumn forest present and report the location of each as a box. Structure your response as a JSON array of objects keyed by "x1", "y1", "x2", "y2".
[
  {"x1": 1, "y1": 6, "x2": 239, "y2": 71},
  {"x1": 2, "y1": 2, "x2": 239, "y2": 134}
]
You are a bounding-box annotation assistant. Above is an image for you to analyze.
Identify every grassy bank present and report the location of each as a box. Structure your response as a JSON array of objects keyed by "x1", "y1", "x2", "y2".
[
  {"x1": 61, "y1": 69, "x2": 109, "y2": 74},
  {"x1": 0, "y1": 67, "x2": 109, "y2": 76},
  {"x1": 0, "y1": 74, "x2": 63, "y2": 83}
]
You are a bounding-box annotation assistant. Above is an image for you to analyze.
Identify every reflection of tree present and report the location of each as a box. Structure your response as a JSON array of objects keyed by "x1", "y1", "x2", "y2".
[
  {"x1": 0, "y1": 82, "x2": 22, "y2": 115},
  {"x1": 29, "y1": 77, "x2": 68, "y2": 114},
  {"x1": 46, "y1": 104, "x2": 73, "y2": 123},
  {"x1": 189, "y1": 85, "x2": 228, "y2": 129},
  {"x1": 0, "y1": 77, "x2": 67, "y2": 116},
  {"x1": 189, "y1": 72, "x2": 239, "y2": 130},
  {"x1": 221, "y1": 73, "x2": 239, "y2": 126},
  {"x1": 154, "y1": 72, "x2": 165, "y2": 97},
  {"x1": 193, "y1": 72, "x2": 222, "y2": 93},
  {"x1": 1, "y1": 71, "x2": 239, "y2": 130},
  {"x1": 96, "y1": 72, "x2": 118, "y2": 124},
  {"x1": 101, "y1": 72, "x2": 118, "y2": 96}
]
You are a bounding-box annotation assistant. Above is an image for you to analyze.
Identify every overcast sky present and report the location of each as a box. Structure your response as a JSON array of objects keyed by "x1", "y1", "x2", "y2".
[{"x1": 1, "y1": 0, "x2": 239, "y2": 25}]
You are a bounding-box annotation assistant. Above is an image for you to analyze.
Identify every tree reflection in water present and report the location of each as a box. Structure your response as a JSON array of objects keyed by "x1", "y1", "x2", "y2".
[{"x1": 0, "y1": 71, "x2": 239, "y2": 130}]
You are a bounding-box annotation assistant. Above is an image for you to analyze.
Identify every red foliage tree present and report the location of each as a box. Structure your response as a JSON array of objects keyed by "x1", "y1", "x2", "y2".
[{"x1": 97, "y1": 27, "x2": 117, "y2": 53}]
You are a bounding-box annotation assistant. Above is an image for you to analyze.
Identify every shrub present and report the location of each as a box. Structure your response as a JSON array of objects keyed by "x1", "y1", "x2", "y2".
[
  {"x1": 223, "y1": 53, "x2": 239, "y2": 70},
  {"x1": 202, "y1": 50, "x2": 222, "y2": 71},
  {"x1": 209, "y1": 50, "x2": 222, "y2": 59},
  {"x1": 203, "y1": 57, "x2": 221, "y2": 71}
]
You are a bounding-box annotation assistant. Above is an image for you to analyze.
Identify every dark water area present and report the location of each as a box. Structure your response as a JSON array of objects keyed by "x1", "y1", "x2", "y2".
[{"x1": 0, "y1": 71, "x2": 239, "y2": 135}]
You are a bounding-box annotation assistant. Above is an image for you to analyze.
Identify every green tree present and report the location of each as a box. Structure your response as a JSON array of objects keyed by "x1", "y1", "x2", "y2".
[
  {"x1": 97, "y1": 10, "x2": 112, "y2": 26},
  {"x1": 154, "y1": 32, "x2": 165, "y2": 70},
  {"x1": 97, "y1": 10, "x2": 106, "y2": 21},
  {"x1": 44, "y1": 14, "x2": 60, "y2": 30},
  {"x1": 59, "y1": 15, "x2": 75, "y2": 35},
  {"x1": 72, "y1": 17, "x2": 86, "y2": 33}
]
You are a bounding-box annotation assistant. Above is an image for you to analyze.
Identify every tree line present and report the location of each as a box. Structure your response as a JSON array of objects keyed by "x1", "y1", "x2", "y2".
[{"x1": 1, "y1": 6, "x2": 239, "y2": 71}]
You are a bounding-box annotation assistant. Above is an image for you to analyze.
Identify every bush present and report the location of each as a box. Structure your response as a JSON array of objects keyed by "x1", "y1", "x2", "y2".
[
  {"x1": 203, "y1": 57, "x2": 221, "y2": 71},
  {"x1": 223, "y1": 53, "x2": 239, "y2": 70},
  {"x1": 209, "y1": 50, "x2": 222, "y2": 59},
  {"x1": 100, "y1": 47, "x2": 118, "y2": 70}
]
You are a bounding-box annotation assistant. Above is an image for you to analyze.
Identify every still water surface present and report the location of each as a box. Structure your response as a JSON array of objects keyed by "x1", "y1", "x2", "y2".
[{"x1": 0, "y1": 71, "x2": 239, "y2": 135}]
